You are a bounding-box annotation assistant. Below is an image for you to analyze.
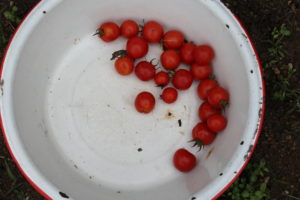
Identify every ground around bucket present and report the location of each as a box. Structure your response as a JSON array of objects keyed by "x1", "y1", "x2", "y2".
[{"x1": 0, "y1": 0, "x2": 299, "y2": 200}]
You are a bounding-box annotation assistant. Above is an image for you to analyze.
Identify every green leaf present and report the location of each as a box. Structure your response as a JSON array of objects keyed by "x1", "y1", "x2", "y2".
[
  {"x1": 5, "y1": 161, "x2": 17, "y2": 184},
  {"x1": 242, "y1": 191, "x2": 250, "y2": 198},
  {"x1": 12, "y1": 6, "x2": 19, "y2": 13}
]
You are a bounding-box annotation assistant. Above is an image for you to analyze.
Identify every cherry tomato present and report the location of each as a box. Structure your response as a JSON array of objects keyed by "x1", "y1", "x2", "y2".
[
  {"x1": 194, "y1": 45, "x2": 215, "y2": 65},
  {"x1": 126, "y1": 36, "x2": 149, "y2": 59},
  {"x1": 135, "y1": 61, "x2": 156, "y2": 81},
  {"x1": 160, "y1": 50, "x2": 181, "y2": 70},
  {"x1": 135, "y1": 91, "x2": 155, "y2": 113},
  {"x1": 180, "y1": 43, "x2": 196, "y2": 64},
  {"x1": 190, "y1": 63, "x2": 212, "y2": 80},
  {"x1": 207, "y1": 86, "x2": 229, "y2": 108},
  {"x1": 163, "y1": 30, "x2": 184, "y2": 49},
  {"x1": 173, "y1": 148, "x2": 197, "y2": 172},
  {"x1": 114, "y1": 56, "x2": 134, "y2": 75},
  {"x1": 96, "y1": 22, "x2": 120, "y2": 42},
  {"x1": 192, "y1": 122, "x2": 216, "y2": 149},
  {"x1": 207, "y1": 114, "x2": 227, "y2": 132},
  {"x1": 198, "y1": 102, "x2": 220, "y2": 121},
  {"x1": 161, "y1": 87, "x2": 178, "y2": 104},
  {"x1": 120, "y1": 20, "x2": 139, "y2": 38},
  {"x1": 154, "y1": 71, "x2": 170, "y2": 87},
  {"x1": 197, "y1": 79, "x2": 218, "y2": 100},
  {"x1": 142, "y1": 21, "x2": 164, "y2": 43},
  {"x1": 172, "y1": 69, "x2": 193, "y2": 90}
]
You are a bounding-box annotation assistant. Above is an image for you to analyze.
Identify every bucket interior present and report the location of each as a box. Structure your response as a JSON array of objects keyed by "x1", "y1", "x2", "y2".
[{"x1": 2, "y1": 0, "x2": 263, "y2": 199}]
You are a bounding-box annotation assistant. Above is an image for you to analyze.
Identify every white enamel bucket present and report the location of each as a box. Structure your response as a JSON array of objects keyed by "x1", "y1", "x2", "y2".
[{"x1": 0, "y1": 0, "x2": 265, "y2": 199}]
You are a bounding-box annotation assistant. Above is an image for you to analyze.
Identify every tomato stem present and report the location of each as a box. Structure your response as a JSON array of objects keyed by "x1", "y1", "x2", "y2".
[
  {"x1": 149, "y1": 58, "x2": 159, "y2": 67},
  {"x1": 189, "y1": 139, "x2": 204, "y2": 152},
  {"x1": 220, "y1": 100, "x2": 229, "y2": 107},
  {"x1": 93, "y1": 28, "x2": 104, "y2": 37},
  {"x1": 111, "y1": 50, "x2": 128, "y2": 60}
]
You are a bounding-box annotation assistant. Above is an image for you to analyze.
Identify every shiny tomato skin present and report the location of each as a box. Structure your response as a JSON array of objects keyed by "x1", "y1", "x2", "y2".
[
  {"x1": 154, "y1": 71, "x2": 170, "y2": 87},
  {"x1": 197, "y1": 79, "x2": 218, "y2": 100},
  {"x1": 198, "y1": 102, "x2": 220, "y2": 121},
  {"x1": 192, "y1": 122, "x2": 216, "y2": 145},
  {"x1": 135, "y1": 91, "x2": 155, "y2": 113},
  {"x1": 114, "y1": 56, "x2": 134, "y2": 75},
  {"x1": 126, "y1": 36, "x2": 149, "y2": 59},
  {"x1": 135, "y1": 61, "x2": 156, "y2": 81},
  {"x1": 172, "y1": 69, "x2": 193, "y2": 90},
  {"x1": 142, "y1": 21, "x2": 164, "y2": 43},
  {"x1": 194, "y1": 45, "x2": 214, "y2": 65},
  {"x1": 207, "y1": 114, "x2": 227, "y2": 132},
  {"x1": 161, "y1": 87, "x2": 178, "y2": 104},
  {"x1": 207, "y1": 86, "x2": 229, "y2": 108},
  {"x1": 173, "y1": 148, "x2": 197, "y2": 172},
  {"x1": 190, "y1": 63, "x2": 212, "y2": 80},
  {"x1": 97, "y1": 22, "x2": 120, "y2": 42},
  {"x1": 163, "y1": 30, "x2": 184, "y2": 49},
  {"x1": 180, "y1": 43, "x2": 196, "y2": 64},
  {"x1": 160, "y1": 50, "x2": 181, "y2": 70},
  {"x1": 120, "y1": 20, "x2": 139, "y2": 38}
]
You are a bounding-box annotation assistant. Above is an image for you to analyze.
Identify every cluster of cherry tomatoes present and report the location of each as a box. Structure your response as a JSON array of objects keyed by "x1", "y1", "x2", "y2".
[{"x1": 95, "y1": 19, "x2": 229, "y2": 173}]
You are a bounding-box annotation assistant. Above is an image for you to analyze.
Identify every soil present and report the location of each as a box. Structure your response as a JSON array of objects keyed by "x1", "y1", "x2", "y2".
[{"x1": 0, "y1": 0, "x2": 299, "y2": 200}]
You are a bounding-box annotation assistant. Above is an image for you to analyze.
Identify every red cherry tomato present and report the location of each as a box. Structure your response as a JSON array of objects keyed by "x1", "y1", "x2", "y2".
[
  {"x1": 97, "y1": 22, "x2": 120, "y2": 42},
  {"x1": 194, "y1": 45, "x2": 215, "y2": 65},
  {"x1": 135, "y1": 91, "x2": 155, "y2": 113},
  {"x1": 190, "y1": 63, "x2": 212, "y2": 80},
  {"x1": 126, "y1": 37, "x2": 149, "y2": 59},
  {"x1": 173, "y1": 148, "x2": 197, "y2": 172},
  {"x1": 180, "y1": 43, "x2": 196, "y2": 64},
  {"x1": 160, "y1": 50, "x2": 181, "y2": 70},
  {"x1": 172, "y1": 69, "x2": 193, "y2": 90},
  {"x1": 163, "y1": 30, "x2": 184, "y2": 49},
  {"x1": 197, "y1": 79, "x2": 218, "y2": 100},
  {"x1": 154, "y1": 71, "x2": 170, "y2": 87},
  {"x1": 135, "y1": 61, "x2": 156, "y2": 81},
  {"x1": 161, "y1": 87, "x2": 178, "y2": 104},
  {"x1": 114, "y1": 56, "x2": 134, "y2": 75},
  {"x1": 198, "y1": 102, "x2": 220, "y2": 121},
  {"x1": 192, "y1": 122, "x2": 216, "y2": 148},
  {"x1": 120, "y1": 20, "x2": 139, "y2": 38},
  {"x1": 207, "y1": 86, "x2": 229, "y2": 108},
  {"x1": 142, "y1": 21, "x2": 164, "y2": 43},
  {"x1": 207, "y1": 114, "x2": 227, "y2": 132}
]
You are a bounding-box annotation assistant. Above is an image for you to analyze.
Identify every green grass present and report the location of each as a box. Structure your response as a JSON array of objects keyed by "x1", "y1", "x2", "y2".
[
  {"x1": 264, "y1": 24, "x2": 300, "y2": 114},
  {"x1": 3, "y1": 5, "x2": 21, "y2": 24},
  {"x1": 224, "y1": 159, "x2": 270, "y2": 200}
]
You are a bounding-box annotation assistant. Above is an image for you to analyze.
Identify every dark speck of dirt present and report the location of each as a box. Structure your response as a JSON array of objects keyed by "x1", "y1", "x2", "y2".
[
  {"x1": 206, "y1": 147, "x2": 215, "y2": 159},
  {"x1": 219, "y1": 173, "x2": 223, "y2": 176},
  {"x1": 241, "y1": 33, "x2": 248, "y2": 39},
  {"x1": 89, "y1": 176, "x2": 92, "y2": 179},
  {"x1": 43, "y1": 10, "x2": 46, "y2": 14},
  {"x1": 178, "y1": 119, "x2": 182, "y2": 127},
  {"x1": 226, "y1": 24, "x2": 230, "y2": 28},
  {"x1": 240, "y1": 141, "x2": 244, "y2": 145},
  {"x1": 137, "y1": 148, "x2": 143, "y2": 152},
  {"x1": 191, "y1": 197, "x2": 196, "y2": 200},
  {"x1": 250, "y1": 69, "x2": 254, "y2": 73},
  {"x1": 59, "y1": 192, "x2": 69, "y2": 199},
  {"x1": 165, "y1": 110, "x2": 175, "y2": 119},
  {"x1": 117, "y1": 191, "x2": 121, "y2": 194},
  {"x1": 234, "y1": 171, "x2": 237, "y2": 174},
  {"x1": 74, "y1": 164, "x2": 78, "y2": 169}
]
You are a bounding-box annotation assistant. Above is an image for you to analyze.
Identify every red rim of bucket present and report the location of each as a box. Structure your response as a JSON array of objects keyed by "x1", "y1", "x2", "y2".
[{"x1": 0, "y1": 2, "x2": 265, "y2": 200}]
